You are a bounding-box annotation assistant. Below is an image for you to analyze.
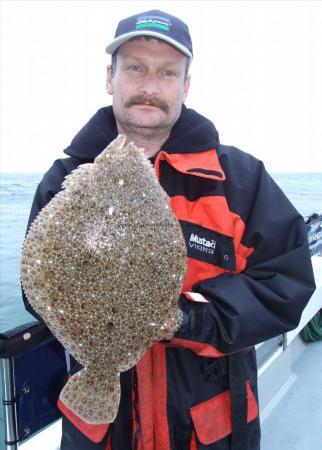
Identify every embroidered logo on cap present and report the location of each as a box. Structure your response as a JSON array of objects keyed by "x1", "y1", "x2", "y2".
[{"x1": 136, "y1": 15, "x2": 171, "y2": 32}]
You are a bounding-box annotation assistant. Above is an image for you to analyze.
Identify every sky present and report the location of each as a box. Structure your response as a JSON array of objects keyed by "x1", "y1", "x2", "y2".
[{"x1": 1, "y1": 0, "x2": 322, "y2": 173}]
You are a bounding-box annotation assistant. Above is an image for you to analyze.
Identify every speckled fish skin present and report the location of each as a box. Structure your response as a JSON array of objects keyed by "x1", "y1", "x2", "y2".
[{"x1": 20, "y1": 135, "x2": 187, "y2": 424}]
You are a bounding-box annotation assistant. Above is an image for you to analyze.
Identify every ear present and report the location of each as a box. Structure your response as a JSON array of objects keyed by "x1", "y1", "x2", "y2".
[
  {"x1": 106, "y1": 65, "x2": 113, "y2": 95},
  {"x1": 182, "y1": 74, "x2": 191, "y2": 103}
]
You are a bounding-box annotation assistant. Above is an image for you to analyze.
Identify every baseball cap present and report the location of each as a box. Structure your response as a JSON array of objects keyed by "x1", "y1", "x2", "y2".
[{"x1": 105, "y1": 10, "x2": 193, "y2": 59}]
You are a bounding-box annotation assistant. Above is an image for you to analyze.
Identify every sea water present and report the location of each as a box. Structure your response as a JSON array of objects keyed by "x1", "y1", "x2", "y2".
[{"x1": 0, "y1": 171, "x2": 321, "y2": 334}]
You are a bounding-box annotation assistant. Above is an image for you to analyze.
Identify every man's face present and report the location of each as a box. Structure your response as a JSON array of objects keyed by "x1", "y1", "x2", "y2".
[{"x1": 106, "y1": 38, "x2": 190, "y2": 137}]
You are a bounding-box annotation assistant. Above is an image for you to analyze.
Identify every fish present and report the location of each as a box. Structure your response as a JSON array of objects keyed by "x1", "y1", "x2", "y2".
[{"x1": 20, "y1": 135, "x2": 187, "y2": 424}]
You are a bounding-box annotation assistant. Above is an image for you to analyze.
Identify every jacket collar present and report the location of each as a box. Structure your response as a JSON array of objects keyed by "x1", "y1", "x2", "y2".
[
  {"x1": 155, "y1": 149, "x2": 225, "y2": 181},
  {"x1": 64, "y1": 105, "x2": 220, "y2": 162}
]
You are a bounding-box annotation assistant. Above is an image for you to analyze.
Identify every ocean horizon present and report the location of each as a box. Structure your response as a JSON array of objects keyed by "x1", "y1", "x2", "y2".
[{"x1": 1, "y1": 171, "x2": 321, "y2": 334}]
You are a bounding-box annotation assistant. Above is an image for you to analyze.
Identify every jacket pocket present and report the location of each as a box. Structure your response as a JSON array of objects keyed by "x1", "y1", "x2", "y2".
[{"x1": 190, "y1": 380, "x2": 259, "y2": 445}]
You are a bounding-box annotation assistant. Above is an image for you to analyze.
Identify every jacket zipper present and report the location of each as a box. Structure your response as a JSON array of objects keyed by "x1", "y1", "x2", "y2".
[{"x1": 133, "y1": 367, "x2": 141, "y2": 450}]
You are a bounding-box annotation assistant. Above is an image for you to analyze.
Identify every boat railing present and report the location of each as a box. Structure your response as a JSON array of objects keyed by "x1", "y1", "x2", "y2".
[{"x1": 256, "y1": 212, "x2": 322, "y2": 364}]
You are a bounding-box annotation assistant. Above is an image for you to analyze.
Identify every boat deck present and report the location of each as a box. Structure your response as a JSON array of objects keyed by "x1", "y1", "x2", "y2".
[{"x1": 261, "y1": 338, "x2": 322, "y2": 450}]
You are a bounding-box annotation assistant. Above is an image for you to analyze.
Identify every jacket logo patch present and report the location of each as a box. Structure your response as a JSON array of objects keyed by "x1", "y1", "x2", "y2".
[
  {"x1": 180, "y1": 221, "x2": 236, "y2": 270},
  {"x1": 189, "y1": 233, "x2": 216, "y2": 254}
]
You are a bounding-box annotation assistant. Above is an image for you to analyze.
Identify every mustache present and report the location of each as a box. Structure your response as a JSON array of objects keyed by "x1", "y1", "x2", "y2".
[{"x1": 124, "y1": 95, "x2": 169, "y2": 113}]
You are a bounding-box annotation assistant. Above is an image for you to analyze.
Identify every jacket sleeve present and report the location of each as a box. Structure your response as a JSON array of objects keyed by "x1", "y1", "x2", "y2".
[
  {"x1": 21, "y1": 159, "x2": 72, "y2": 321},
  {"x1": 174, "y1": 162, "x2": 316, "y2": 354}
]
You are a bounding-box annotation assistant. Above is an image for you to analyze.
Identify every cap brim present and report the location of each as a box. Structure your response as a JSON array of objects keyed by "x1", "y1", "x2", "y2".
[{"x1": 105, "y1": 30, "x2": 192, "y2": 59}]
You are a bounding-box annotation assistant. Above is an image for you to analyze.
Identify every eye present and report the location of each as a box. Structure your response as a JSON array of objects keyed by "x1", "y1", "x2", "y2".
[
  {"x1": 161, "y1": 69, "x2": 176, "y2": 78},
  {"x1": 128, "y1": 65, "x2": 143, "y2": 73}
]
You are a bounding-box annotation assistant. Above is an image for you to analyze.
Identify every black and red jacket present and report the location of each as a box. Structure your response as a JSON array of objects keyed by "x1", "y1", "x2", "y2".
[{"x1": 23, "y1": 105, "x2": 315, "y2": 450}]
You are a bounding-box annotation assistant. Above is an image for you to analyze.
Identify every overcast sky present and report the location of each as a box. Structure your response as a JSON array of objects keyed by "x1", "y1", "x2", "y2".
[{"x1": 1, "y1": 0, "x2": 322, "y2": 173}]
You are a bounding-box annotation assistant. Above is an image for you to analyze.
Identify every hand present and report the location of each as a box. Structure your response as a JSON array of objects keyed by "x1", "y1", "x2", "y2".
[{"x1": 175, "y1": 294, "x2": 204, "y2": 337}]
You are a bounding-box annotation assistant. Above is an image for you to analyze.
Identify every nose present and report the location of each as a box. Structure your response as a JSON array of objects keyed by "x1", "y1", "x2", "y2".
[{"x1": 139, "y1": 72, "x2": 161, "y2": 97}]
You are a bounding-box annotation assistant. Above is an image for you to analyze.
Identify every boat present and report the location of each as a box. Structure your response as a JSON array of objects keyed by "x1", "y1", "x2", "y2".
[{"x1": 1, "y1": 212, "x2": 321, "y2": 450}]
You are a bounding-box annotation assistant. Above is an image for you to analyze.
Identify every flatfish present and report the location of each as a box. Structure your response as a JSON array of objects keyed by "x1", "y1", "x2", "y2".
[{"x1": 20, "y1": 135, "x2": 187, "y2": 424}]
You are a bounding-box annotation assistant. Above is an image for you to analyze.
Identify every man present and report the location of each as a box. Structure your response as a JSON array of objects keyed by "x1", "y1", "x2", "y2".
[{"x1": 23, "y1": 9, "x2": 315, "y2": 450}]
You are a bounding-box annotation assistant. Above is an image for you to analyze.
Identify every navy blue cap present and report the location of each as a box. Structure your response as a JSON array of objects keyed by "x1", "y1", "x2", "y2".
[{"x1": 105, "y1": 10, "x2": 193, "y2": 59}]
